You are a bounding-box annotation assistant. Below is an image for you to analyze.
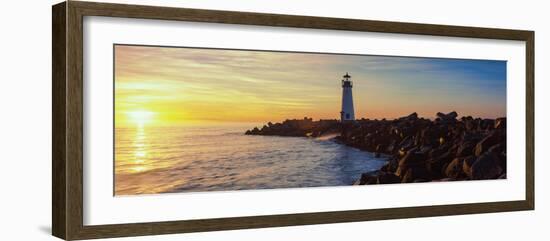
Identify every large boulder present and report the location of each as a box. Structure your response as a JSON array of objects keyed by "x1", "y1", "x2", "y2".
[
  {"x1": 436, "y1": 111, "x2": 458, "y2": 124},
  {"x1": 400, "y1": 112, "x2": 418, "y2": 121},
  {"x1": 418, "y1": 127, "x2": 442, "y2": 147},
  {"x1": 429, "y1": 144, "x2": 450, "y2": 159},
  {"x1": 462, "y1": 155, "x2": 477, "y2": 178},
  {"x1": 479, "y1": 119, "x2": 496, "y2": 130},
  {"x1": 401, "y1": 166, "x2": 432, "y2": 183},
  {"x1": 437, "y1": 111, "x2": 458, "y2": 120},
  {"x1": 398, "y1": 136, "x2": 415, "y2": 152},
  {"x1": 462, "y1": 116, "x2": 475, "y2": 131},
  {"x1": 488, "y1": 143, "x2": 505, "y2": 155},
  {"x1": 426, "y1": 150, "x2": 454, "y2": 179},
  {"x1": 445, "y1": 158, "x2": 464, "y2": 178},
  {"x1": 471, "y1": 152, "x2": 504, "y2": 180},
  {"x1": 488, "y1": 143, "x2": 506, "y2": 170},
  {"x1": 456, "y1": 141, "x2": 475, "y2": 157},
  {"x1": 395, "y1": 151, "x2": 427, "y2": 177},
  {"x1": 474, "y1": 130, "x2": 504, "y2": 156}
]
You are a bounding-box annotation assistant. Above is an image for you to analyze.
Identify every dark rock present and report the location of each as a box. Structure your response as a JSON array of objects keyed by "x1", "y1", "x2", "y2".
[
  {"x1": 249, "y1": 127, "x2": 260, "y2": 135},
  {"x1": 377, "y1": 172, "x2": 401, "y2": 184},
  {"x1": 401, "y1": 112, "x2": 418, "y2": 121},
  {"x1": 474, "y1": 130, "x2": 503, "y2": 156},
  {"x1": 495, "y1": 117, "x2": 506, "y2": 129},
  {"x1": 398, "y1": 136, "x2": 414, "y2": 152},
  {"x1": 488, "y1": 143, "x2": 507, "y2": 173},
  {"x1": 462, "y1": 155, "x2": 477, "y2": 178},
  {"x1": 382, "y1": 158, "x2": 399, "y2": 173},
  {"x1": 456, "y1": 141, "x2": 475, "y2": 157},
  {"x1": 386, "y1": 140, "x2": 397, "y2": 153},
  {"x1": 401, "y1": 169, "x2": 414, "y2": 183},
  {"x1": 375, "y1": 144, "x2": 386, "y2": 153},
  {"x1": 462, "y1": 132, "x2": 483, "y2": 143},
  {"x1": 488, "y1": 143, "x2": 505, "y2": 154},
  {"x1": 401, "y1": 166, "x2": 432, "y2": 183},
  {"x1": 355, "y1": 171, "x2": 400, "y2": 185},
  {"x1": 463, "y1": 116, "x2": 475, "y2": 131},
  {"x1": 429, "y1": 144, "x2": 449, "y2": 159},
  {"x1": 471, "y1": 152, "x2": 503, "y2": 180},
  {"x1": 395, "y1": 151, "x2": 426, "y2": 177},
  {"x1": 355, "y1": 170, "x2": 384, "y2": 185},
  {"x1": 445, "y1": 158, "x2": 464, "y2": 178},
  {"x1": 419, "y1": 145, "x2": 433, "y2": 154},
  {"x1": 439, "y1": 137, "x2": 446, "y2": 145},
  {"x1": 436, "y1": 111, "x2": 458, "y2": 123},
  {"x1": 418, "y1": 127, "x2": 440, "y2": 147},
  {"x1": 426, "y1": 150, "x2": 454, "y2": 178},
  {"x1": 380, "y1": 163, "x2": 391, "y2": 172},
  {"x1": 480, "y1": 119, "x2": 495, "y2": 131}
]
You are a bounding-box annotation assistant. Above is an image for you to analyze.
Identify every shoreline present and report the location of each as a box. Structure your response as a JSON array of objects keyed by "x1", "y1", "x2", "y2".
[{"x1": 245, "y1": 112, "x2": 507, "y2": 185}]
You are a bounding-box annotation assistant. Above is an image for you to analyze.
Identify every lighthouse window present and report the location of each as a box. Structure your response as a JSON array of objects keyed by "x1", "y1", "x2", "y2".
[{"x1": 346, "y1": 113, "x2": 350, "y2": 119}]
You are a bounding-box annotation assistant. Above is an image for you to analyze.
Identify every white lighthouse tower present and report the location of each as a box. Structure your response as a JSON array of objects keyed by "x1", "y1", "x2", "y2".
[{"x1": 340, "y1": 72, "x2": 355, "y2": 122}]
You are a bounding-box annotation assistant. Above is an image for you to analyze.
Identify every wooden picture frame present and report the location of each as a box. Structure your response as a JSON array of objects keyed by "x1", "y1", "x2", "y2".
[{"x1": 52, "y1": 1, "x2": 534, "y2": 240}]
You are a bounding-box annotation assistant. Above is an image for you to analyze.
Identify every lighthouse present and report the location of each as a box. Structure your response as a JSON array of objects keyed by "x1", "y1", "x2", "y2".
[{"x1": 340, "y1": 72, "x2": 355, "y2": 122}]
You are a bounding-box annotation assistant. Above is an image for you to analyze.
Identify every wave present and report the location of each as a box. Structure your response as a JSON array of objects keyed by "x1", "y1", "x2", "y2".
[{"x1": 315, "y1": 132, "x2": 340, "y2": 141}]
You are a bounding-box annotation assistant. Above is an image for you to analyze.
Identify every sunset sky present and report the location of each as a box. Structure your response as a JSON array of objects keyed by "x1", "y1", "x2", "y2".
[{"x1": 114, "y1": 45, "x2": 506, "y2": 126}]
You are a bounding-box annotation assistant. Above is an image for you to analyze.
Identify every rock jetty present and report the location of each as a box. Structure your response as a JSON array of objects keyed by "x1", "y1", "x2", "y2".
[{"x1": 245, "y1": 112, "x2": 506, "y2": 185}]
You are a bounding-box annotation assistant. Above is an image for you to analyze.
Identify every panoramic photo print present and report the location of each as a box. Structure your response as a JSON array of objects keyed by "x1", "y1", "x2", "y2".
[{"x1": 114, "y1": 45, "x2": 507, "y2": 195}]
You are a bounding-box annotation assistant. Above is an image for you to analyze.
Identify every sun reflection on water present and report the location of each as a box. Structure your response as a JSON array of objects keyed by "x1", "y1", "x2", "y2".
[
  {"x1": 130, "y1": 166, "x2": 148, "y2": 173},
  {"x1": 130, "y1": 126, "x2": 148, "y2": 173}
]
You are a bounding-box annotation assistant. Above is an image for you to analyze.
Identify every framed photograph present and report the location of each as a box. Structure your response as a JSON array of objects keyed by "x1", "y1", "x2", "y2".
[{"x1": 52, "y1": 1, "x2": 534, "y2": 240}]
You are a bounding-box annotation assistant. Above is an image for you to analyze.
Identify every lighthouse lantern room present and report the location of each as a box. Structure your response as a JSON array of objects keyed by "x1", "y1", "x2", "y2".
[{"x1": 340, "y1": 72, "x2": 355, "y2": 122}]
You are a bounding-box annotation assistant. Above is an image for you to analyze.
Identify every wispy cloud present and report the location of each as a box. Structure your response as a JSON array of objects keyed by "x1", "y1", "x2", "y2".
[{"x1": 115, "y1": 45, "x2": 506, "y2": 124}]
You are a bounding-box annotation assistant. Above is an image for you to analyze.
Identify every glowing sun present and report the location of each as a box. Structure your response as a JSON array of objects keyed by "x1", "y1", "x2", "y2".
[{"x1": 126, "y1": 110, "x2": 155, "y2": 126}]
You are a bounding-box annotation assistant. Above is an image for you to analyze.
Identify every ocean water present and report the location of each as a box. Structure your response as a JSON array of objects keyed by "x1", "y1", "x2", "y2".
[{"x1": 115, "y1": 123, "x2": 388, "y2": 195}]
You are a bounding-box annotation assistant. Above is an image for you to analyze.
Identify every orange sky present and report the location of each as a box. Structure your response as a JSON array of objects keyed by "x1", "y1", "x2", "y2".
[{"x1": 114, "y1": 45, "x2": 506, "y2": 126}]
